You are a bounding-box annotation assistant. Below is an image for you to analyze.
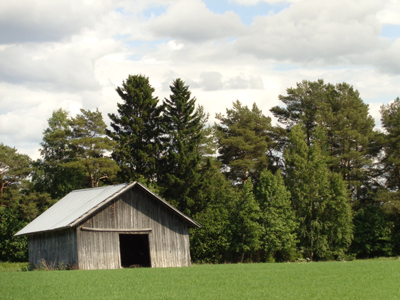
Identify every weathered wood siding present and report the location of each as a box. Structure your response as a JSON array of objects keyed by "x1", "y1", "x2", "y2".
[
  {"x1": 76, "y1": 186, "x2": 191, "y2": 270},
  {"x1": 28, "y1": 228, "x2": 77, "y2": 268}
]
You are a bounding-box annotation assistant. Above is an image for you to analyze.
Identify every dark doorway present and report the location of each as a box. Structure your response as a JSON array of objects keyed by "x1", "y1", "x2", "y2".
[{"x1": 119, "y1": 234, "x2": 151, "y2": 268}]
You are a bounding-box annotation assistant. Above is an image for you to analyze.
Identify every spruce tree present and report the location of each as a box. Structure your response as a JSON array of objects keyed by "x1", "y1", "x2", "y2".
[
  {"x1": 106, "y1": 75, "x2": 162, "y2": 182},
  {"x1": 159, "y1": 79, "x2": 203, "y2": 216}
]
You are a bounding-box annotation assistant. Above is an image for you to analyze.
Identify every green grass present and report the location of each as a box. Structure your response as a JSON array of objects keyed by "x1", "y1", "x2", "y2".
[
  {"x1": 0, "y1": 262, "x2": 29, "y2": 272},
  {"x1": 1, "y1": 260, "x2": 400, "y2": 299}
]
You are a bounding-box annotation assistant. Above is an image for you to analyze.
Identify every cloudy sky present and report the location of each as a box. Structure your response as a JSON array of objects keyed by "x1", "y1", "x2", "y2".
[{"x1": 1, "y1": 0, "x2": 399, "y2": 159}]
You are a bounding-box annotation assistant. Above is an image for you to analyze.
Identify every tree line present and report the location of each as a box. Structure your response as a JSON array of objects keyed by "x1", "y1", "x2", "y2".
[{"x1": 1, "y1": 75, "x2": 400, "y2": 263}]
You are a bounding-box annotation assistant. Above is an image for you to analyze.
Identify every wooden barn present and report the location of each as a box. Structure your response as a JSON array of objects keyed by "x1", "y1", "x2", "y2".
[{"x1": 15, "y1": 182, "x2": 201, "y2": 269}]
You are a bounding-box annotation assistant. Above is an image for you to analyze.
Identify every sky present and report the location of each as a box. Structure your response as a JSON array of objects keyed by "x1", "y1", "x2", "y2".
[{"x1": 1, "y1": 0, "x2": 400, "y2": 159}]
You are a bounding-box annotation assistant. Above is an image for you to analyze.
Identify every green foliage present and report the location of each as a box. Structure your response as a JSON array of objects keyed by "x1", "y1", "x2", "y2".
[
  {"x1": 0, "y1": 144, "x2": 31, "y2": 199},
  {"x1": 190, "y1": 158, "x2": 237, "y2": 263},
  {"x1": 380, "y1": 98, "x2": 400, "y2": 191},
  {"x1": 351, "y1": 205, "x2": 394, "y2": 258},
  {"x1": 285, "y1": 125, "x2": 353, "y2": 260},
  {"x1": 65, "y1": 108, "x2": 119, "y2": 187},
  {"x1": 229, "y1": 179, "x2": 263, "y2": 262},
  {"x1": 32, "y1": 109, "x2": 86, "y2": 198},
  {"x1": 0, "y1": 206, "x2": 27, "y2": 262},
  {"x1": 106, "y1": 74, "x2": 162, "y2": 182},
  {"x1": 159, "y1": 79, "x2": 203, "y2": 216},
  {"x1": 271, "y1": 80, "x2": 375, "y2": 203},
  {"x1": 216, "y1": 101, "x2": 272, "y2": 184},
  {"x1": 255, "y1": 170, "x2": 298, "y2": 261},
  {"x1": 271, "y1": 79, "x2": 333, "y2": 146}
]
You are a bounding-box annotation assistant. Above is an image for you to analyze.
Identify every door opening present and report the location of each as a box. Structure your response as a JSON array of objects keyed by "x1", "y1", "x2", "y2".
[{"x1": 119, "y1": 234, "x2": 151, "y2": 268}]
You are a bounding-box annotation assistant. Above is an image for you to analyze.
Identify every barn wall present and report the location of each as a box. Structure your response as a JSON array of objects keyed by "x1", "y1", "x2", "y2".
[
  {"x1": 76, "y1": 186, "x2": 191, "y2": 270},
  {"x1": 28, "y1": 228, "x2": 77, "y2": 268}
]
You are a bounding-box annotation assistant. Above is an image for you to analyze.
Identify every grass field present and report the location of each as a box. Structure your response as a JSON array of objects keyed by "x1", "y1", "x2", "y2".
[{"x1": 1, "y1": 260, "x2": 400, "y2": 299}]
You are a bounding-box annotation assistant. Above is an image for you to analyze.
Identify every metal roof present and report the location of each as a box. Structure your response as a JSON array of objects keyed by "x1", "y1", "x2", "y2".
[{"x1": 15, "y1": 182, "x2": 200, "y2": 236}]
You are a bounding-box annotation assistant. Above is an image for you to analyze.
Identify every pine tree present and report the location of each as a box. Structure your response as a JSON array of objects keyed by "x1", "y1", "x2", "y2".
[
  {"x1": 32, "y1": 109, "x2": 85, "y2": 199},
  {"x1": 271, "y1": 80, "x2": 375, "y2": 204},
  {"x1": 159, "y1": 79, "x2": 203, "y2": 216},
  {"x1": 255, "y1": 169, "x2": 298, "y2": 261},
  {"x1": 270, "y1": 79, "x2": 333, "y2": 146},
  {"x1": 380, "y1": 97, "x2": 400, "y2": 192},
  {"x1": 106, "y1": 75, "x2": 162, "y2": 182},
  {"x1": 216, "y1": 101, "x2": 272, "y2": 184},
  {"x1": 65, "y1": 109, "x2": 119, "y2": 188},
  {"x1": 0, "y1": 144, "x2": 31, "y2": 201}
]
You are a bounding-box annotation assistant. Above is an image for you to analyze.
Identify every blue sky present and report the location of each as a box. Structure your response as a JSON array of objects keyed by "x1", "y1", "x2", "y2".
[{"x1": 0, "y1": 0, "x2": 399, "y2": 158}]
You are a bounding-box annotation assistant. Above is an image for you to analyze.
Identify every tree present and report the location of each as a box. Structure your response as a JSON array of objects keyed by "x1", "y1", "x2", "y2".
[
  {"x1": 0, "y1": 181, "x2": 53, "y2": 262},
  {"x1": 323, "y1": 83, "x2": 375, "y2": 203},
  {"x1": 0, "y1": 144, "x2": 31, "y2": 202},
  {"x1": 159, "y1": 79, "x2": 203, "y2": 216},
  {"x1": 106, "y1": 75, "x2": 163, "y2": 182},
  {"x1": 285, "y1": 125, "x2": 353, "y2": 260},
  {"x1": 190, "y1": 158, "x2": 237, "y2": 263},
  {"x1": 255, "y1": 169, "x2": 298, "y2": 262},
  {"x1": 351, "y1": 204, "x2": 394, "y2": 258},
  {"x1": 32, "y1": 109, "x2": 85, "y2": 199},
  {"x1": 216, "y1": 101, "x2": 272, "y2": 184},
  {"x1": 0, "y1": 206, "x2": 27, "y2": 262},
  {"x1": 229, "y1": 179, "x2": 263, "y2": 262},
  {"x1": 380, "y1": 97, "x2": 400, "y2": 192},
  {"x1": 66, "y1": 109, "x2": 119, "y2": 188},
  {"x1": 271, "y1": 80, "x2": 375, "y2": 204}
]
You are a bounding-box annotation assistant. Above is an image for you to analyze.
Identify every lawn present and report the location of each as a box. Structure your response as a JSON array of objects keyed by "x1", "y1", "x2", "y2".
[{"x1": 1, "y1": 260, "x2": 400, "y2": 299}]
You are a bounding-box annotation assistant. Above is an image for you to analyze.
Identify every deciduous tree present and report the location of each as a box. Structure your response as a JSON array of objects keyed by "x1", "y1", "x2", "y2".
[
  {"x1": 285, "y1": 125, "x2": 353, "y2": 260},
  {"x1": 255, "y1": 169, "x2": 298, "y2": 261}
]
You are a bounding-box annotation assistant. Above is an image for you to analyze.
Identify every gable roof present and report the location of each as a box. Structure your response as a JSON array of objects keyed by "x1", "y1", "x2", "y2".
[{"x1": 15, "y1": 182, "x2": 201, "y2": 236}]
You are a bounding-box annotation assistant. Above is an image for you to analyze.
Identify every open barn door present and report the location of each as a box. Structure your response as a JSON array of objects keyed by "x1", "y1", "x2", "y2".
[{"x1": 119, "y1": 234, "x2": 151, "y2": 268}]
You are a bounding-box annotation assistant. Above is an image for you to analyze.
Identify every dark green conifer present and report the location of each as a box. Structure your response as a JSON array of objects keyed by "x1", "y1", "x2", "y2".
[
  {"x1": 159, "y1": 78, "x2": 203, "y2": 216},
  {"x1": 106, "y1": 75, "x2": 162, "y2": 182}
]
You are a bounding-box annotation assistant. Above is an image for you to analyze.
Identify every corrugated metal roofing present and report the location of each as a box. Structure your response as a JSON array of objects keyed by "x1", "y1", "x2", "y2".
[
  {"x1": 15, "y1": 182, "x2": 200, "y2": 236},
  {"x1": 15, "y1": 183, "x2": 130, "y2": 236}
]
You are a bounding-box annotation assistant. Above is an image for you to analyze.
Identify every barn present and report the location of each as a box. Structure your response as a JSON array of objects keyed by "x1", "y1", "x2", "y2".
[{"x1": 15, "y1": 182, "x2": 201, "y2": 270}]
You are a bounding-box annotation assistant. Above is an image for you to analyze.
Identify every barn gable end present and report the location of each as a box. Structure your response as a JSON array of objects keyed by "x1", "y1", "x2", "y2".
[{"x1": 16, "y1": 182, "x2": 200, "y2": 270}]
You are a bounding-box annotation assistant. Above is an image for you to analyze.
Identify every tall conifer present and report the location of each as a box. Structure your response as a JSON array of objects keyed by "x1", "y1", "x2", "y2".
[
  {"x1": 106, "y1": 75, "x2": 162, "y2": 182},
  {"x1": 159, "y1": 79, "x2": 203, "y2": 216}
]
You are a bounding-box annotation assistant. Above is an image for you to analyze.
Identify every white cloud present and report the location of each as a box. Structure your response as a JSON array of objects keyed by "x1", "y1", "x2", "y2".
[
  {"x1": 232, "y1": 0, "x2": 301, "y2": 4},
  {"x1": 148, "y1": 0, "x2": 247, "y2": 42},
  {"x1": 235, "y1": 0, "x2": 387, "y2": 64},
  {"x1": 377, "y1": 0, "x2": 400, "y2": 25},
  {"x1": 0, "y1": 0, "x2": 117, "y2": 44}
]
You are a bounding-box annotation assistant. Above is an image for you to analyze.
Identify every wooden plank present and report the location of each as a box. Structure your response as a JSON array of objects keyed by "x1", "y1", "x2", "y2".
[{"x1": 80, "y1": 227, "x2": 152, "y2": 232}]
